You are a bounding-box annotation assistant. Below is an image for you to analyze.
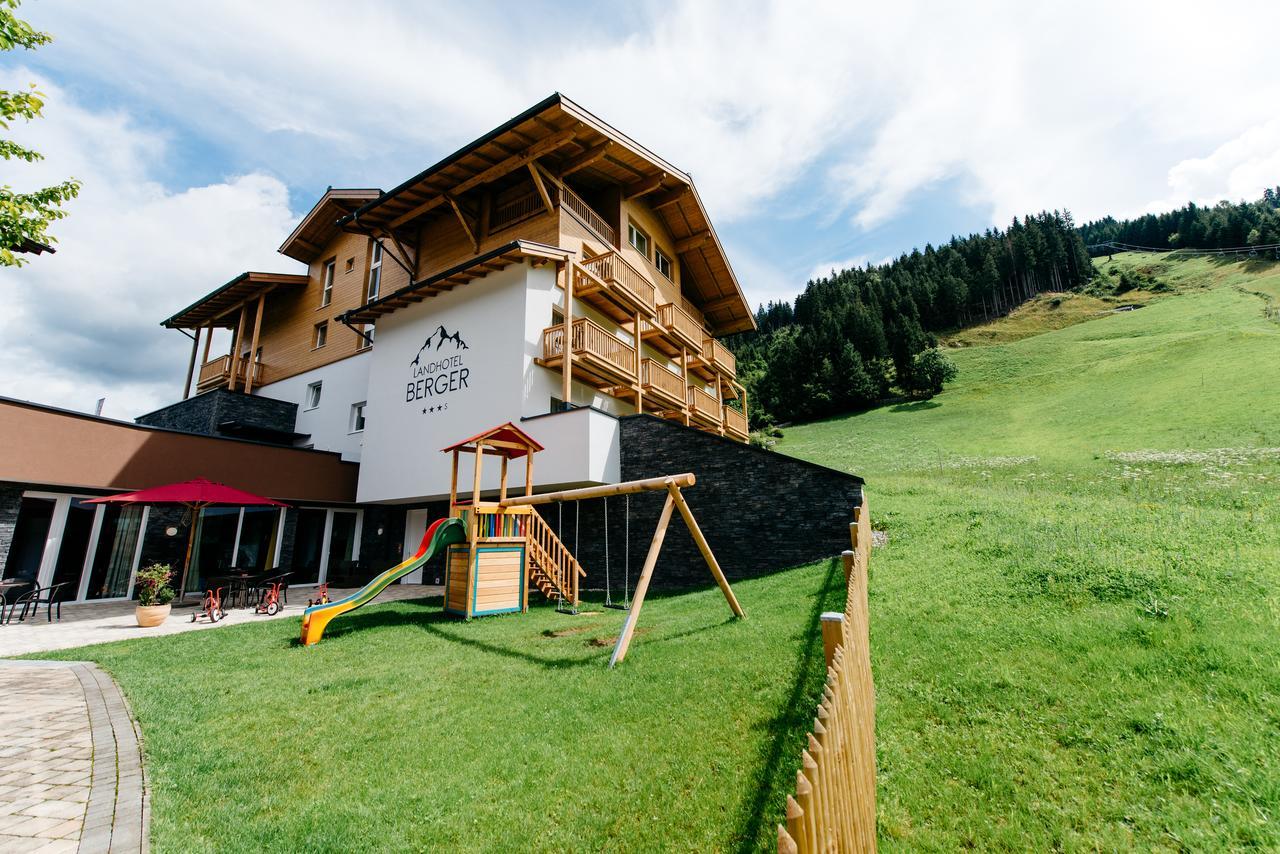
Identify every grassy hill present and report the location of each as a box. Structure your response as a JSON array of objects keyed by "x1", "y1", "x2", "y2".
[{"x1": 779, "y1": 253, "x2": 1280, "y2": 849}]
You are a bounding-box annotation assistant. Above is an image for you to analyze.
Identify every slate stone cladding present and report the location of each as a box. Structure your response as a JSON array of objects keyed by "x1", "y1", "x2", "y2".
[
  {"x1": 0, "y1": 483, "x2": 25, "y2": 571},
  {"x1": 535, "y1": 414, "x2": 864, "y2": 595},
  {"x1": 135, "y1": 389, "x2": 298, "y2": 442}
]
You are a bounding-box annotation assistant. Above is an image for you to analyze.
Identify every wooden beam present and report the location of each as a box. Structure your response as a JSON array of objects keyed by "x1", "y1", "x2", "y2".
[
  {"x1": 449, "y1": 450, "x2": 459, "y2": 515},
  {"x1": 527, "y1": 162, "x2": 554, "y2": 216},
  {"x1": 446, "y1": 195, "x2": 479, "y2": 253},
  {"x1": 609, "y1": 489, "x2": 675, "y2": 668},
  {"x1": 624, "y1": 173, "x2": 666, "y2": 200},
  {"x1": 560, "y1": 141, "x2": 611, "y2": 176},
  {"x1": 499, "y1": 456, "x2": 509, "y2": 504},
  {"x1": 667, "y1": 483, "x2": 744, "y2": 618},
  {"x1": 388, "y1": 126, "x2": 579, "y2": 228},
  {"x1": 649, "y1": 187, "x2": 688, "y2": 210},
  {"x1": 245, "y1": 294, "x2": 265, "y2": 395},
  {"x1": 562, "y1": 261, "x2": 573, "y2": 407},
  {"x1": 228, "y1": 303, "x2": 248, "y2": 392},
  {"x1": 183, "y1": 328, "x2": 199, "y2": 400},
  {"x1": 499, "y1": 473, "x2": 696, "y2": 508},
  {"x1": 675, "y1": 230, "x2": 711, "y2": 254}
]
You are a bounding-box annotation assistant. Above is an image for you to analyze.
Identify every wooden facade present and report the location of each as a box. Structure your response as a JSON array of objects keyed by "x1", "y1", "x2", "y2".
[{"x1": 163, "y1": 95, "x2": 754, "y2": 441}]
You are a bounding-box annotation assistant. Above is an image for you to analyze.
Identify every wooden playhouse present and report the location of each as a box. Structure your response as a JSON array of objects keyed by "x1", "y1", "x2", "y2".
[{"x1": 441, "y1": 423, "x2": 582, "y2": 618}]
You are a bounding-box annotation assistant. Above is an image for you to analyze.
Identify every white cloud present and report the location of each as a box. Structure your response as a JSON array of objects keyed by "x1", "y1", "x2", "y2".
[
  {"x1": 1155, "y1": 118, "x2": 1280, "y2": 209},
  {"x1": 7, "y1": 1, "x2": 1280, "y2": 414},
  {"x1": 0, "y1": 70, "x2": 297, "y2": 420},
  {"x1": 807, "y1": 256, "x2": 870, "y2": 282}
]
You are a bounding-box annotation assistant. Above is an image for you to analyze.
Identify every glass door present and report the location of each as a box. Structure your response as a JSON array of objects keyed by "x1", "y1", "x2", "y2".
[
  {"x1": 326, "y1": 511, "x2": 359, "y2": 584},
  {"x1": 48, "y1": 499, "x2": 97, "y2": 602},
  {"x1": 292, "y1": 509, "x2": 327, "y2": 584},
  {"x1": 2, "y1": 496, "x2": 56, "y2": 589},
  {"x1": 83, "y1": 505, "x2": 145, "y2": 600}
]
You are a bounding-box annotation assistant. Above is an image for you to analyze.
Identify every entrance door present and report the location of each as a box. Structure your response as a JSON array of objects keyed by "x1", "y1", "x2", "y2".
[
  {"x1": 325, "y1": 511, "x2": 360, "y2": 584},
  {"x1": 2, "y1": 496, "x2": 56, "y2": 590},
  {"x1": 401, "y1": 509, "x2": 431, "y2": 583},
  {"x1": 47, "y1": 499, "x2": 97, "y2": 602}
]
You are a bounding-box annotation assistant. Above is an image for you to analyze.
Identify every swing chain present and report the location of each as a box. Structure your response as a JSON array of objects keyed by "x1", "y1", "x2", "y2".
[{"x1": 603, "y1": 496, "x2": 612, "y2": 608}]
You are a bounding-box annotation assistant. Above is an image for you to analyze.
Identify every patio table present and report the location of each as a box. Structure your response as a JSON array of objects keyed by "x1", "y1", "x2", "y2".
[{"x1": 209, "y1": 572, "x2": 258, "y2": 609}]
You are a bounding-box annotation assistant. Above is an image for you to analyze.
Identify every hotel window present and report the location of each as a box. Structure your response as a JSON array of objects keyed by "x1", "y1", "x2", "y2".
[
  {"x1": 628, "y1": 222, "x2": 650, "y2": 259},
  {"x1": 305, "y1": 381, "x2": 322, "y2": 410},
  {"x1": 350, "y1": 401, "x2": 366, "y2": 433},
  {"x1": 358, "y1": 324, "x2": 374, "y2": 350},
  {"x1": 320, "y1": 260, "x2": 335, "y2": 307},
  {"x1": 314, "y1": 321, "x2": 328, "y2": 349},
  {"x1": 368, "y1": 242, "x2": 383, "y2": 301},
  {"x1": 344, "y1": 257, "x2": 355, "y2": 273},
  {"x1": 654, "y1": 248, "x2": 673, "y2": 280}
]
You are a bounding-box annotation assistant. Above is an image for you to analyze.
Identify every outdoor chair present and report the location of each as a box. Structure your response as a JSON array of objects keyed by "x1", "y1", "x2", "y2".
[
  {"x1": 252, "y1": 572, "x2": 292, "y2": 606},
  {"x1": 6, "y1": 582, "x2": 69, "y2": 623}
]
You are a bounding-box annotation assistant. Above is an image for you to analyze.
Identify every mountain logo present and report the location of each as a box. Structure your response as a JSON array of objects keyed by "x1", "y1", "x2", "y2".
[{"x1": 410, "y1": 325, "x2": 469, "y2": 367}]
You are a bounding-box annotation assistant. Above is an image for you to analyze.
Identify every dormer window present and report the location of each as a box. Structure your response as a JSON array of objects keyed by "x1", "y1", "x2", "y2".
[
  {"x1": 628, "y1": 222, "x2": 650, "y2": 259},
  {"x1": 368, "y1": 242, "x2": 383, "y2": 301},
  {"x1": 320, "y1": 260, "x2": 335, "y2": 307},
  {"x1": 654, "y1": 248, "x2": 673, "y2": 280}
]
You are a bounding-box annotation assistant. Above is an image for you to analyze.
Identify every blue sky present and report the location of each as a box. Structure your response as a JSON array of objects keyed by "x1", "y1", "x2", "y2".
[{"x1": 3, "y1": 0, "x2": 1279, "y2": 417}]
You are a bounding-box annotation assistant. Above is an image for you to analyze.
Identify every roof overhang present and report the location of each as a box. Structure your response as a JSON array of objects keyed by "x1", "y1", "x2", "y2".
[
  {"x1": 279, "y1": 188, "x2": 382, "y2": 263},
  {"x1": 161, "y1": 272, "x2": 310, "y2": 329},
  {"x1": 340, "y1": 94, "x2": 755, "y2": 335},
  {"x1": 339, "y1": 240, "x2": 568, "y2": 326}
]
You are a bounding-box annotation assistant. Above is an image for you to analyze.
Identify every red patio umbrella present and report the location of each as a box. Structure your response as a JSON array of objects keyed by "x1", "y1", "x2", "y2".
[{"x1": 86, "y1": 478, "x2": 289, "y2": 601}]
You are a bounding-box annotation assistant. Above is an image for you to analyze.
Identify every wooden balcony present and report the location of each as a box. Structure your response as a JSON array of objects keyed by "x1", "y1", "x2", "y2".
[
  {"x1": 560, "y1": 185, "x2": 617, "y2": 247},
  {"x1": 703, "y1": 336, "x2": 736, "y2": 377},
  {"x1": 196, "y1": 355, "x2": 264, "y2": 392},
  {"x1": 538, "y1": 316, "x2": 637, "y2": 389},
  {"x1": 723, "y1": 405, "x2": 748, "y2": 440},
  {"x1": 642, "y1": 301, "x2": 704, "y2": 358},
  {"x1": 639, "y1": 359, "x2": 686, "y2": 411},
  {"x1": 575, "y1": 252, "x2": 657, "y2": 323},
  {"x1": 687, "y1": 385, "x2": 722, "y2": 428}
]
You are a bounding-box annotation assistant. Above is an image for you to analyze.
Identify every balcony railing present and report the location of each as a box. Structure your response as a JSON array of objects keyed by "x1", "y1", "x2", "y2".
[
  {"x1": 196, "y1": 355, "x2": 264, "y2": 391},
  {"x1": 688, "y1": 385, "x2": 721, "y2": 425},
  {"x1": 640, "y1": 359, "x2": 685, "y2": 408},
  {"x1": 578, "y1": 252, "x2": 656, "y2": 318},
  {"x1": 723, "y1": 405, "x2": 748, "y2": 438},
  {"x1": 560, "y1": 185, "x2": 617, "y2": 247},
  {"x1": 701, "y1": 336, "x2": 737, "y2": 377},
  {"x1": 541, "y1": 316, "x2": 636, "y2": 383},
  {"x1": 655, "y1": 302, "x2": 704, "y2": 353}
]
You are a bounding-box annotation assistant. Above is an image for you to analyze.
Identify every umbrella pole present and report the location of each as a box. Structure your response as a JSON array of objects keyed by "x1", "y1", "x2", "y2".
[{"x1": 176, "y1": 503, "x2": 200, "y2": 605}]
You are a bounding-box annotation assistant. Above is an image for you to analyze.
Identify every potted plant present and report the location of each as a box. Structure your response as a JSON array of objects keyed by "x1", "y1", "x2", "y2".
[{"x1": 135, "y1": 563, "x2": 175, "y2": 627}]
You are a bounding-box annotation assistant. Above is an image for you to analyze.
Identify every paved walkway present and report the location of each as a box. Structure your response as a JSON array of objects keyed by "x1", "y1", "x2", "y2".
[
  {"x1": 0, "y1": 584, "x2": 443, "y2": 657},
  {"x1": 0, "y1": 661, "x2": 146, "y2": 853}
]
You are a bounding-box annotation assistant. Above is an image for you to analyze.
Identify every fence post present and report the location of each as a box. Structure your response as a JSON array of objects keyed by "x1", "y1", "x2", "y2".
[{"x1": 820, "y1": 612, "x2": 845, "y2": 666}]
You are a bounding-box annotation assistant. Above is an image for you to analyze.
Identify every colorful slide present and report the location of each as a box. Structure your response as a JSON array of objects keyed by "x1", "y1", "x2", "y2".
[{"x1": 300, "y1": 516, "x2": 467, "y2": 646}]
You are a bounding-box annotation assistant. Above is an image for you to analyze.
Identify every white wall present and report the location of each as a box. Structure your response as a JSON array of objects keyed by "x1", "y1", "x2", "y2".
[
  {"x1": 356, "y1": 261, "x2": 625, "y2": 503},
  {"x1": 255, "y1": 351, "x2": 371, "y2": 462}
]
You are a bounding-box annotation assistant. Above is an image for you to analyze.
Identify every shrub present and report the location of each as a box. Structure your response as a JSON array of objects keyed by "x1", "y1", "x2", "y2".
[
  {"x1": 135, "y1": 563, "x2": 175, "y2": 606},
  {"x1": 900, "y1": 348, "x2": 958, "y2": 398}
]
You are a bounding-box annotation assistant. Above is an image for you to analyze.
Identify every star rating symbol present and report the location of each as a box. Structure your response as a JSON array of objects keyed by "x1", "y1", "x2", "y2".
[{"x1": 422, "y1": 405, "x2": 440, "y2": 414}]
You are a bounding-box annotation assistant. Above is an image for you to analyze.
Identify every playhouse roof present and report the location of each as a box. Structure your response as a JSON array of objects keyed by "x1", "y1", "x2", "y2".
[{"x1": 441, "y1": 422, "x2": 544, "y2": 459}]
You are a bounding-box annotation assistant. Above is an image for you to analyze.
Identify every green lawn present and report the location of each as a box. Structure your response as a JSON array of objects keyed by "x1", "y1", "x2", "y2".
[
  {"x1": 780, "y1": 255, "x2": 1280, "y2": 849},
  {"x1": 34, "y1": 565, "x2": 844, "y2": 852}
]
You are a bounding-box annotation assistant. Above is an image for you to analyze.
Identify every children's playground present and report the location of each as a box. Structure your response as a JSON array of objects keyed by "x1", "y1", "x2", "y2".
[
  {"x1": 28, "y1": 423, "x2": 848, "y2": 850},
  {"x1": 301, "y1": 423, "x2": 744, "y2": 666}
]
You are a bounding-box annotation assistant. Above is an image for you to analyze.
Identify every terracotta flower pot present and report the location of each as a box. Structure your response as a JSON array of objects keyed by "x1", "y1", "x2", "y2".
[{"x1": 135, "y1": 603, "x2": 172, "y2": 627}]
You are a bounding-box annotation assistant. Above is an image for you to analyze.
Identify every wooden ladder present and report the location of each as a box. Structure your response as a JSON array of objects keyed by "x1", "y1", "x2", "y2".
[{"x1": 524, "y1": 510, "x2": 585, "y2": 606}]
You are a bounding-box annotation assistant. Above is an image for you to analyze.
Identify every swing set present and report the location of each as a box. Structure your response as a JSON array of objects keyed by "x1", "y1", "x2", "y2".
[{"x1": 443, "y1": 423, "x2": 744, "y2": 666}]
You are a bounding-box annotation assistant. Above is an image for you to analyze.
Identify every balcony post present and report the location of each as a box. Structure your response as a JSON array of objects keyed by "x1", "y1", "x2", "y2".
[
  {"x1": 561, "y1": 260, "x2": 574, "y2": 408},
  {"x1": 228, "y1": 302, "x2": 248, "y2": 392},
  {"x1": 183, "y1": 327, "x2": 199, "y2": 400},
  {"x1": 246, "y1": 293, "x2": 265, "y2": 395},
  {"x1": 681, "y1": 346, "x2": 691, "y2": 426},
  {"x1": 633, "y1": 312, "x2": 643, "y2": 414},
  {"x1": 715, "y1": 370, "x2": 725, "y2": 435}
]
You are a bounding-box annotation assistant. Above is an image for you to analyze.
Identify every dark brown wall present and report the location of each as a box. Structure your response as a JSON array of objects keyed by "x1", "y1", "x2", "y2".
[{"x1": 0, "y1": 398, "x2": 357, "y2": 503}]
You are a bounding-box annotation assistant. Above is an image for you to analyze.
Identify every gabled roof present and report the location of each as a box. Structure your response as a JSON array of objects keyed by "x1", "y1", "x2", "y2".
[
  {"x1": 279, "y1": 188, "x2": 382, "y2": 263},
  {"x1": 441, "y1": 422, "x2": 544, "y2": 459},
  {"x1": 340, "y1": 94, "x2": 755, "y2": 335},
  {"x1": 161, "y1": 271, "x2": 310, "y2": 329}
]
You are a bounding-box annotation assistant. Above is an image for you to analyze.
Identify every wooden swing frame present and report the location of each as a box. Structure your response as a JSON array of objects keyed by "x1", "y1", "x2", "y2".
[{"x1": 499, "y1": 473, "x2": 744, "y2": 667}]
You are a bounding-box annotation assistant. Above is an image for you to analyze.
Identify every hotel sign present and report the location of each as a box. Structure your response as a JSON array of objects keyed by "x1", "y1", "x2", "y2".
[{"x1": 406, "y1": 325, "x2": 471, "y2": 416}]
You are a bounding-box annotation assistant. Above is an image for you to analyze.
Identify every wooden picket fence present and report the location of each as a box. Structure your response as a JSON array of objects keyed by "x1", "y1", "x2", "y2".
[{"x1": 778, "y1": 495, "x2": 877, "y2": 853}]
